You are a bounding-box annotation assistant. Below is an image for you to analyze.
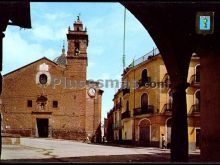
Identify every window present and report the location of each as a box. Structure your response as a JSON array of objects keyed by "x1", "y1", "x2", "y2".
[
  {"x1": 75, "y1": 42, "x2": 80, "y2": 55},
  {"x1": 195, "y1": 90, "x2": 200, "y2": 108},
  {"x1": 141, "y1": 69, "x2": 148, "y2": 82},
  {"x1": 141, "y1": 93, "x2": 148, "y2": 110},
  {"x1": 195, "y1": 64, "x2": 200, "y2": 83},
  {"x1": 39, "y1": 74, "x2": 47, "y2": 85},
  {"x1": 126, "y1": 101, "x2": 129, "y2": 112},
  {"x1": 53, "y1": 101, "x2": 58, "y2": 108},
  {"x1": 168, "y1": 90, "x2": 173, "y2": 109},
  {"x1": 27, "y1": 100, "x2": 32, "y2": 107},
  {"x1": 164, "y1": 73, "x2": 170, "y2": 85}
]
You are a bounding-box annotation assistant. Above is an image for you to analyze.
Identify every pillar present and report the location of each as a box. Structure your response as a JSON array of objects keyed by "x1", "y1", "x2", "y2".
[
  {"x1": 200, "y1": 48, "x2": 220, "y2": 162},
  {"x1": 171, "y1": 82, "x2": 189, "y2": 162}
]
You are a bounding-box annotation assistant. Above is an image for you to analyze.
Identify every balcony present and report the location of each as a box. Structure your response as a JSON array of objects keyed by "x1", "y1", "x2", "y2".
[
  {"x1": 116, "y1": 102, "x2": 122, "y2": 110},
  {"x1": 138, "y1": 77, "x2": 151, "y2": 88},
  {"x1": 133, "y1": 105, "x2": 154, "y2": 116},
  {"x1": 122, "y1": 88, "x2": 130, "y2": 96},
  {"x1": 121, "y1": 111, "x2": 130, "y2": 119},
  {"x1": 162, "y1": 103, "x2": 172, "y2": 113},
  {"x1": 189, "y1": 74, "x2": 200, "y2": 86},
  {"x1": 190, "y1": 104, "x2": 200, "y2": 114}
]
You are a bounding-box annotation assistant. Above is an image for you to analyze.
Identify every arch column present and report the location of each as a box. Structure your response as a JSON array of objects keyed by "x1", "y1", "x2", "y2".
[
  {"x1": 199, "y1": 47, "x2": 220, "y2": 162},
  {"x1": 170, "y1": 82, "x2": 190, "y2": 161}
]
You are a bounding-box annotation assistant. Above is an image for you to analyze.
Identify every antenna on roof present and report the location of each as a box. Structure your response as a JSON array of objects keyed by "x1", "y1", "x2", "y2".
[{"x1": 122, "y1": 7, "x2": 126, "y2": 70}]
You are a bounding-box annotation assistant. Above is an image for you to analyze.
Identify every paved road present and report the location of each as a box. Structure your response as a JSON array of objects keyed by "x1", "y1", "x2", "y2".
[{"x1": 1, "y1": 138, "x2": 200, "y2": 162}]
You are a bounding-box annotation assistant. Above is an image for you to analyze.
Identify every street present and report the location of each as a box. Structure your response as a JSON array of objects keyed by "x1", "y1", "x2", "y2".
[{"x1": 1, "y1": 137, "x2": 200, "y2": 163}]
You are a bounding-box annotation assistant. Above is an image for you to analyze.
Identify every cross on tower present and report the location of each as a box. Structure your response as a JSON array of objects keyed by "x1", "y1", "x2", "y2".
[{"x1": 77, "y1": 13, "x2": 81, "y2": 21}]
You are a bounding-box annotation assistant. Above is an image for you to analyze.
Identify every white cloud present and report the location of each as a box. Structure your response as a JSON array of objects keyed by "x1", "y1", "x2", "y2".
[
  {"x1": 44, "y1": 13, "x2": 71, "y2": 21},
  {"x1": 2, "y1": 29, "x2": 56, "y2": 74},
  {"x1": 31, "y1": 24, "x2": 67, "y2": 41}
]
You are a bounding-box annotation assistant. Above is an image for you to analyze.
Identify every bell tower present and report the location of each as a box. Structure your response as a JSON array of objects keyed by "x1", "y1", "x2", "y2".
[{"x1": 66, "y1": 16, "x2": 88, "y2": 81}]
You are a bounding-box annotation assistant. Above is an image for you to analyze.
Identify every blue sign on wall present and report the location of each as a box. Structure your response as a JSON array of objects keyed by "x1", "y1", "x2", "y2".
[{"x1": 199, "y1": 16, "x2": 211, "y2": 30}]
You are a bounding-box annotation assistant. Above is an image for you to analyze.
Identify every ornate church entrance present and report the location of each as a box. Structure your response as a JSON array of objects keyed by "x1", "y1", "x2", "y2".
[{"x1": 36, "y1": 118, "x2": 49, "y2": 137}]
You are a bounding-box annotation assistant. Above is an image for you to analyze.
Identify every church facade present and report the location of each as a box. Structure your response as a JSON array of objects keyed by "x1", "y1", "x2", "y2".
[{"x1": 1, "y1": 17, "x2": 103, "y2": 142}]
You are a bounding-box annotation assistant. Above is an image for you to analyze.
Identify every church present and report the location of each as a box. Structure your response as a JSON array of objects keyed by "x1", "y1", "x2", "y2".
[{"x1": 1, "y1": 17, "x2": 103, "y2": 142}]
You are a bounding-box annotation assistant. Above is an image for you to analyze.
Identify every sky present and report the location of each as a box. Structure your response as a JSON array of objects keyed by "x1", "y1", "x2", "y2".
[{"x1": 2, "y1": 2, "x2": 156, "y2": 122}]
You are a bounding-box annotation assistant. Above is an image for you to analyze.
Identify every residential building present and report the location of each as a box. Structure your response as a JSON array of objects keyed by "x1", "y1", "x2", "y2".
[{"x1": 108, "y1": 49, "x2": 200, "y2": 151}]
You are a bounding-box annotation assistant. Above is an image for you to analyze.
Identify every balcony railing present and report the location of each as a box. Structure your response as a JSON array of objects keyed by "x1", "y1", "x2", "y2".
[
  {"x1": 122, "y1": 88, "x2": 130, "y2": 96},
  {"x1": 121, "y1": 111, "x2": 130, "y2": 119},
  {"x1": 138, "y1": 77, "x2": 151, "y2": 88},
  {"x1": 113, "y1": 122, "x2": 123, "y2": 129},
  {"x1": 133, "y1": 105, "x2": 154, "y2": 116},
  {"x1": 162, "y1": 103, "x2": 172, "y2": 113},
  {"x1": 128, "y1": 48, "x2": 160, "y2": 67},
  {"x1": 190, "y1": 104, "x2": 200, "y2": 114},
  {"x1": 189, "y1": 74, "x2": 200, "y2": 86}
]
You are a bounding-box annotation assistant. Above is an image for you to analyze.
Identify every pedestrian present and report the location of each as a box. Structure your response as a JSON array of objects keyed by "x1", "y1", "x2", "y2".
[{"x1": 161, "y1": 134, "x2": 166, "y2": 149}]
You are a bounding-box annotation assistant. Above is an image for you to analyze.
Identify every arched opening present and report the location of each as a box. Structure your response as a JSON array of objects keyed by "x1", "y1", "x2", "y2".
[
  {"x1": 139, "y1": 69, "x2": 150, "y2": 87},
  {"x1": 75, "y1": 42, "x2": 80, "y2": 55},
  {"x1": 195, "y1": 64, "x2": 200, "y2": 83},
  {"x1": 141, "y1": 69, "x2": 148, "y2": 82},
  {"x1": 167, "y1": 90, "x2": 173, "y2": 110},
  {"x1": 166, "y1": 118, "x2": 172, "y2": 149},
  {"x1": 194, "y1": 89, "x2": 200, "y2": 112},
  {"x1": 195, "y1": 127, "x2": 201, "y2": 149},
  {"x1": 138, "y1": 118, "x2": 151, "y2": 146},
  {"x1": 164, "y1": 73, "x2": 170, "y2": 85}
]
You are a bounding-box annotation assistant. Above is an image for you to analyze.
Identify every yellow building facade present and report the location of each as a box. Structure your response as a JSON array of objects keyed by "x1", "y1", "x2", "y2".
[{"x1": 112, "y1": 49, "x2": 200, "y2": 151}]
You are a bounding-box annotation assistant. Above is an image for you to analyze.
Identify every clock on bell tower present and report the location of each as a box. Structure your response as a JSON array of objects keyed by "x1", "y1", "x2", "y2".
[{"x1": 66, "y1": 15, "x2": 88, "y2": 81}]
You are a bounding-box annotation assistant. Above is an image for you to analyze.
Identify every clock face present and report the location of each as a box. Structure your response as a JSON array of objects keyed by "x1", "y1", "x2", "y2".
[{"x1": 88, "y1": 87, "x2": 96, "y2": 97}]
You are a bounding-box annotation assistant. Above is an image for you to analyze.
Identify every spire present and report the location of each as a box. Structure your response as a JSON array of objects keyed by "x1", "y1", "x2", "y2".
[
  {"x1": 61, "y1": 40, "x2": 65, "y2": 56},
  {"x1": 73, "y1": 13, "x2": 83, "y2": 31}
]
